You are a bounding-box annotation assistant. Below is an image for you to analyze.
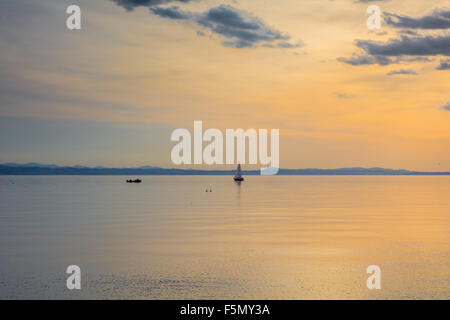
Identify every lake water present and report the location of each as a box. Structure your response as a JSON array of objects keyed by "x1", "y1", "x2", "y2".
[{"x1": 0, "y1": 175, "x2": 449, "y2": 299}]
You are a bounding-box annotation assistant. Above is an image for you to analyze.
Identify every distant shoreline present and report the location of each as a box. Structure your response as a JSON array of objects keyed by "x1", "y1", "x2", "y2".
[{"x1": 0, "y1": 165, "x2": 449, "y2": 175}]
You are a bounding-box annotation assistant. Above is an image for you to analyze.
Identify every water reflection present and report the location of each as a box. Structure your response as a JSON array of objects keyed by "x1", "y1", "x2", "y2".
[{"x1": 0, "y1": 175, "x2": 448, "y2": 299}]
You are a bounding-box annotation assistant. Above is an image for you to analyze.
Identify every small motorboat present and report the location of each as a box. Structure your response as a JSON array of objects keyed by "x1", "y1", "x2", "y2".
[
  {"x1": 233, "y1": 164, "x2": 244, "y2": 181},
  {"x1": 126, "y1": 179, "x2": 142, "y2": 183}
]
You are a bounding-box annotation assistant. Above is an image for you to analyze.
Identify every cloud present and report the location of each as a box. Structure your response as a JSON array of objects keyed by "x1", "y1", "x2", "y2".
[
  {"x1": 111, "y1": 0, "x2": 193, "y2": 11},
  {"x1": 441, "y1": 101, "x2": 450, "y2": 111},
  {"x1": 147, "y1": 4, "x2": 300, "y2": 49},
  {"x1": 340, "y1": 8, "x2": 450, "y2": 67},
  {"x1": 263, "y1": 41, "x2": 303, "y2": 49},
  {"x1": 150, "y1": 5, "x2": 190, "y2": 19},
  {"x1": 339, "y1": 34, "x2": 450, "y2": 65},
  {"x1": 196, "y1": 5, "x2": 292, "y2": 48},
  {"x1": 338, "y1": 54, "x2": 391, "y2": 66},
  {"x1": 111, "y1": 1, "x2": 301, "y2": 49},
  {"x1": 196, "y1": 30, "x2": 206, "y2": 37},
  {"x1": 386, "y1": 69, "x2": 417, "y2": 76},
  {"x1": 397, "y1": 29, "x2": 419, "y2": 36},
  {"x1": 357, "y1": 35, "x2": 450, "y2": 56},
  {"x1": 437, "y1": 59, "x2": 450, "y2": 70},
  {"x1": 335, "y1": 93, "x2": 355, "y2": 99},
  {"x1": 385, "y1": 10, "x2": 450, "y2": 30}
]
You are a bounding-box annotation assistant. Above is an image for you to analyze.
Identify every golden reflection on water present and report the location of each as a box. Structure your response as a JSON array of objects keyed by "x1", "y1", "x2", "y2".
[
  {"x1": 125, "y1": 176, "x2": 449, "y2": 299},
  {"x1": 0, "y1": 176, "x2": 448, "y2": 299}
]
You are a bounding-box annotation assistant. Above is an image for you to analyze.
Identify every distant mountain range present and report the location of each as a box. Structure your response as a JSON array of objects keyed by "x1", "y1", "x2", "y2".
[{"x1": 0, "y1": 163, "x2": 449, "y2": 175}]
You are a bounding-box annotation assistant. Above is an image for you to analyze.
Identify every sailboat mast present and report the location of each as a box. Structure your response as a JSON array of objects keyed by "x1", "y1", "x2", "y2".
[{"x1": 233, "y1": 163, "x2": 244, "y2": 181}]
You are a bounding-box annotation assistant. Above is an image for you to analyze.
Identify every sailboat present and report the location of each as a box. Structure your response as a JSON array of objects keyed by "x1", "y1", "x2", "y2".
[{"x1": 233, "y1": 163, "x2": 244, "y2": 181}]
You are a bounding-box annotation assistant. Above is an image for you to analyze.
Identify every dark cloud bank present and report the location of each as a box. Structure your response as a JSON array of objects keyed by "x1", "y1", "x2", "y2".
[
  {"x1": 338, "y1": 33, "x2": 449, "y2": 66},
  {"x1": 385, "y1": 9, "x2": 450, "y2": 30},
  {"x1": 339, "y1": 9, "x2": 450, "y2": 67},
  {"x1": 111, "y1": 0, "x2": 302, "y2": 49}
]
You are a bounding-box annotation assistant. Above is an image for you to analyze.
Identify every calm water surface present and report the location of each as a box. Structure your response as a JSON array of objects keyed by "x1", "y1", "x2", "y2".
[{"x1": 0, "y1": 175, "x2": 449, "y2": 299}]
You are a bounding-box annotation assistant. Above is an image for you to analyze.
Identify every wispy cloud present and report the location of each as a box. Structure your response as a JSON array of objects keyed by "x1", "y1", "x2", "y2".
[
  {"x1": 335, "y1": 93, "x2": 355, "y2": 99},
  {"x1": 437, "y1": 59, "x2": 450, "y2": 70},
  {"x1": 150, "y1": 5, "x2": 190, "y2": 19},
  {"x1": 111, "y1": 0, "x2": 194, "y2": 11},
  {"x1": 441, "y1": 101, "x2": 450, "y2": 111},
  {"x1": 397, "y1": 29, "x2": 420, "y2": 36},
  {"x1": 386, "y1": 69, "x2": 417, "y2": 76},
  {"x1": 338, "y1": 54, "x2": 391, "y2": 66}
]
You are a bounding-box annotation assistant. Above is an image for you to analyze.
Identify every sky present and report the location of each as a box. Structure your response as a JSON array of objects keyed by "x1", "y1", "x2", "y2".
[{"x1": 0, "y1": 0, "x2": 449, "y2": 171}]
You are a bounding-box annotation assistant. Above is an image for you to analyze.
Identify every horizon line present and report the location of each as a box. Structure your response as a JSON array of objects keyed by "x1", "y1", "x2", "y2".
[{"x1": 1, "y1": 162, "x2": 450, "y2": 174}]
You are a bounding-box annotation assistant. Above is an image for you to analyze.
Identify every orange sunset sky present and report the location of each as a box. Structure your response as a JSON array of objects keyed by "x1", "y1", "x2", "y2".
[{"x1": 0, "y1": 0, "x2": 449, "y2": 171}]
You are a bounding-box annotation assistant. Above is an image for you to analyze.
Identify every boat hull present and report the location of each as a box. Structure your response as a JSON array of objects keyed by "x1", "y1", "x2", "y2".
[{"x1": 126, "y1": 179, "x2": 142, "y2": 183}]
